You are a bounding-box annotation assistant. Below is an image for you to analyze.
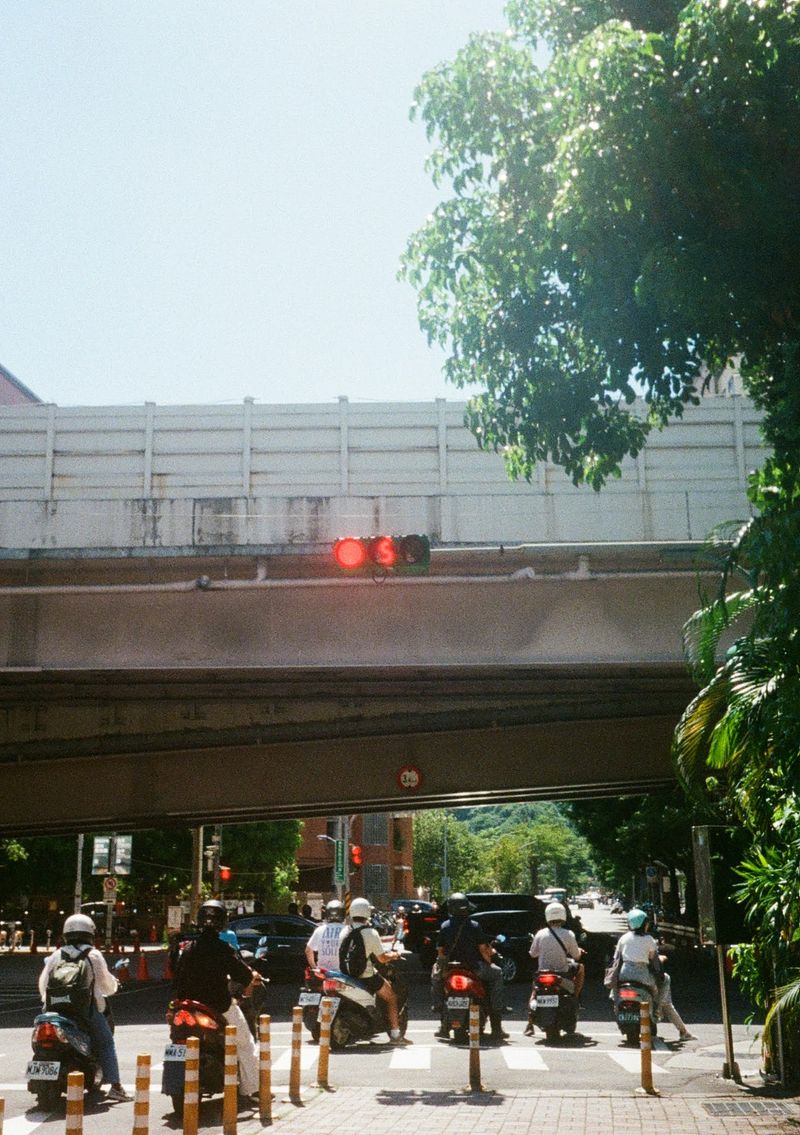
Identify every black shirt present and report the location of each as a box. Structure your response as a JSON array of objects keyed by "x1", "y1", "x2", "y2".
[
  {"x1": 437, "y1": 916, "x2": 489, "y2": 971},
  {"x1": 174, "y1": 931, "x2": 253, "y2": 1013}
]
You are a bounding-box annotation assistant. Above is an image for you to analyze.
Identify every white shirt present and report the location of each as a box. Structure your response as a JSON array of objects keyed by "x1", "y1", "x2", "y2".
[
  {"x1": 307, "y1": 921, "x2": 346, "y2": 970},
  {"x1": 342, "y1": 923, "x2": 385, "y2": 977},
  {"x1": 529, "y1": 925, "x2": 581, "y2": 972},
  {"x1": 39, "y1": 943, "x2": 119, "y2": 1012},
  {"x1": 616, "y1": 930, "x2": 657, "y2": 963}
]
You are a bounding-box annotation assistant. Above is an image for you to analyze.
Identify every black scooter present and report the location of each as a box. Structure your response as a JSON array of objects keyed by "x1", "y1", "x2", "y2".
[{"x1": 27, "y1": 1010, "x2": 106, "y2": 1109}]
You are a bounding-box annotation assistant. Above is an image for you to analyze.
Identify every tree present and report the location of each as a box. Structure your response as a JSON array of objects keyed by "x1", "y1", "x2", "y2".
[
  {"x1": 402, "y1": 0, "x2": 800, "y2": 489},
  {"x1": 412, "y1": 810, "x2": 489, "y2": 895}
]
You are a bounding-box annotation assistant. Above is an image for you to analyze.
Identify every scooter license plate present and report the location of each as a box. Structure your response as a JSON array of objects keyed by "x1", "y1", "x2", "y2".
[
  {"x1": 535, "y1": 995, "x2": 559, "y2": 1008},
  {"x1": 617, "y1": 1010, "x2": 640, "y2": 1025},
  {"x1": 163, "y1": 1044, "x2": 187, "y2": 1061},
  {"x1": 318, "y1": 997, "x2": 339, "y2": 1021},
  {"x1": 298, "y1": 991, "x2": 321, "y2": 1007},
  {"x1": 446, "y1": 996, "x2": 470, "y2": 1009},
  {"x1": 26, "y1": 1060, "x2": 60, "y2": 1080}
]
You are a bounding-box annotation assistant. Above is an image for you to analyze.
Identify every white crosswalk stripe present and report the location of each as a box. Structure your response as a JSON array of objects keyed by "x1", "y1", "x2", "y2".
[
  {"x1": 607, "y1": 1050, "x2": 670, "y2": 1074},
  {"x1": 389, "y1": 1044, "x2": 432, "y2": 1069},
  {"x1": 271, "y1": 1044, "x2": 319, "y2": 1073},
  {"x1": 501, "y1": 1047, "x2": 549, "y2": 1070}
]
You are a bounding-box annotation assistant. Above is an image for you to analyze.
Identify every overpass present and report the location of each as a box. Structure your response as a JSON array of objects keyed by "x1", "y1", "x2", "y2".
[{"x1": 0, "y1": 396, "x2": 765, "y2": 834}]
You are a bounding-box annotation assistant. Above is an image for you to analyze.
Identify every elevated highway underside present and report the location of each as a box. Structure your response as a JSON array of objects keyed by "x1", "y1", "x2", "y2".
[{"x1": 0, "y1": 545, "x2": 710, "y2": 834}]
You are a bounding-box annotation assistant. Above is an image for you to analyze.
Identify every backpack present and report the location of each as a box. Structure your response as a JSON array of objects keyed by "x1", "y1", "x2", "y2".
[
  {"x1": 338, "y1": 925, "x2": 368, "y2": 977},
  {"x1": 46, "y1": 946, "x2": 95, "y2": 1019}
]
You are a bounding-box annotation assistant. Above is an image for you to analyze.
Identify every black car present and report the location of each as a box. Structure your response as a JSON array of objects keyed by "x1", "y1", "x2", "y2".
[
  {"x1": 468, "y1": 908, "x2": 545, "y2": 983},
  {"x1": 227, "y1": 913, "x2": 316, "y2": 980}
]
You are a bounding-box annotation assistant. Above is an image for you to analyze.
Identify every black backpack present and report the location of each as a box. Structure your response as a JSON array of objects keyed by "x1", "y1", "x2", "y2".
[
  {"x1": 338, "y1": 925, "x2": 368, "y2": 977},
  {"x1": 46, "y1": 945, "x2": 95, "y2": 1019}
]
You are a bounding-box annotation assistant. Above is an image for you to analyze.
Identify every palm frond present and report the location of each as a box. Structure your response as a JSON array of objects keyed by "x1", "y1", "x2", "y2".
[{"x1": 682, "y1": 590, "x2": 758, "y2": 685}]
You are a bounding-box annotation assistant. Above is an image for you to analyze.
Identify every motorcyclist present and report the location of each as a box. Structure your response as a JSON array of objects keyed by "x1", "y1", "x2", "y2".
[
  {"x1": 434, "y1": 893, "x2": 507, "y2": 1044},
  {"x1": 611, "y1": 908, "x2": 694, "y2": 1041},
  {"x1": 304, "y1": 898, "x2": 347, "y2": 970},
  {"x1": 339, "y1": 896, "x2": 411, "y2": 1045},
  {"x1": 526, "y1": 901, "x2": 584, "y2": 1035},
  {"x1": 38, "y1": 913, "x2": 131, "y2": 1103},
  {"x1": 174, "y1": 900, "x2": 263, "y2": 1101}
]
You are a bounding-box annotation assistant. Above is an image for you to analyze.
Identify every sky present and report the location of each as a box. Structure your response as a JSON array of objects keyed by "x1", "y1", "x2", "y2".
[{"x1": 0, "y1": 2, "x2": 512, "y2": 407}]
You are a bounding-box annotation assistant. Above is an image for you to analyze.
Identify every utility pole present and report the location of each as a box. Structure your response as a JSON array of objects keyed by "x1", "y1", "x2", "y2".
[
  {"x1": 190, "y1": 827, "x2": 204, "y2": 924},
  {"x1": 73, "y1": 834, "x2": 84, "y2": 914}
]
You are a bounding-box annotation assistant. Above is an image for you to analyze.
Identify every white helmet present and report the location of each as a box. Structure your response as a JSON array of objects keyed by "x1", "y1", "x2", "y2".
[
  {"x1": 349, "y1": 897, "x2": 372, "y2": 921},
  {"x1": 63, "y1": 913, "x2": 96, "y2": 943},
  {"x1": 545, "y1": 902, "x2": 567, "y2": 924}
]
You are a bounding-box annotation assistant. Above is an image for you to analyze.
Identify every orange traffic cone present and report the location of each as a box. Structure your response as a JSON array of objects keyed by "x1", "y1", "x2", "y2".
[
  {"x1": 137, "y1": 950, "x2": 150, "y2": 981},
  {"x1": 163, "y1": 950, "x2": 175, "y2": 982}
]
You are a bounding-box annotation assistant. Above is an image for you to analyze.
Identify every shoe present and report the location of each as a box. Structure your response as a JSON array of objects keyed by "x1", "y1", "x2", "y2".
[
  {"x1": 390, "y1": 1034, "x2": 413, "y2": 1045},
  {"x1": 434, "y1": 1028, "x2": 450, "y2": 1040},
  {"x1": 679, "y1": 1031, "x2": 696, "y2": 1041},
  {"x1": 106, "y1": 1085, "x2": 132, "y2": 1103},
  {"x1": 523, "y1": 1025, "x2": 534, "y2": 1037}
]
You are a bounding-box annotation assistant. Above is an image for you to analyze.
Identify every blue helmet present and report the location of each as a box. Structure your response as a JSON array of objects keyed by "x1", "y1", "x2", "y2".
[{"x1": 627, "y1": 907, "x2": 648, "y2": 930}]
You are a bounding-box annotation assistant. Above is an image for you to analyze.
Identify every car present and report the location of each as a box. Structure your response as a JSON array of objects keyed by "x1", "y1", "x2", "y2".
[
  {"x1": 465, "y1": 892, "x2": 547, "y2": 918},
  {"x1": 467, "y1": 909, "x2": 546, "y2": 983},
  {"x1": 575, "y1": 894, "x2": 595, "y2": 909},
  {"x1": 227, "y1": 913, "x2": 316, "y2": 980}
]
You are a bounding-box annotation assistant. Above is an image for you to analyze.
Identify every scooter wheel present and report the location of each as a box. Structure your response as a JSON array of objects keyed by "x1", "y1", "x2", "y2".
[
  {"x1": 170, "y1": 1092, "x2": 185, "y2": 1119},
  {"x1": 623, "y1": 1025, "x2": 639, "y2": 1046},
  {"x1": 35, "y1": 1084, "x2": 61, "y2": 1110}
]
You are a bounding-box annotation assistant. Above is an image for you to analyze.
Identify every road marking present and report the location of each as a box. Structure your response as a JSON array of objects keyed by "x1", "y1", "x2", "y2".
[
  {"x1": 2, "y1": 1110, "x2": 50, "y2": 1133},
  {"x1": 389, "y1": 1045, "x2": 431, "y2": 1069},
  {"x1": 271, "y1": 1046, "x2": 319, "y2": 1073},
  {"x1": 607, "y1": 1051, "x2": 670, "y2": 1074},
  {"x1": 501, "y1": 1048, "x2": 548, "y2": 1070}
]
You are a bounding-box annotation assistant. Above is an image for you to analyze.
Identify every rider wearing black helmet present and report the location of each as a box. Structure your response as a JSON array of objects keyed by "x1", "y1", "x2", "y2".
[
  {"x1": 433, "y1": 893, "x2": 507, "y2": 1044},
  {"x1": 174, "y1": 900, "x2": 263, "y2": 1101}
]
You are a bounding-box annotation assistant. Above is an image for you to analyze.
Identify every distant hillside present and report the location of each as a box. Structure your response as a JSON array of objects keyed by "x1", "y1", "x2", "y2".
[{"x1": 451, "y1": 801, "x2": 567, "y2": 836}]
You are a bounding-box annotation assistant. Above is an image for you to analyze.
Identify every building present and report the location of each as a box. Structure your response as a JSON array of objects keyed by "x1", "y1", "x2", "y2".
[
  {"x1": 0, "y1": 362, "x2": 41, "y2": 405},
  {"x1": 297, "y1": 813, "x2": 414, "y2": 912}
]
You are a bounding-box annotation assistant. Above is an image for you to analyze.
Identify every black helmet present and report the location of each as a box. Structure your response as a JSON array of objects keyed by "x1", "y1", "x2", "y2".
[
  {"x1": 447, "y1": 892, "x2": 471, "y2": 918},
  {"x1": 198, "y1": 900, "x2": 227, "y2": 931}
]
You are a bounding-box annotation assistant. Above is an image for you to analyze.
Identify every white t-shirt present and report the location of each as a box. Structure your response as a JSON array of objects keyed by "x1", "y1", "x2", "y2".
[
  {"x1": 617, "y1": 930, "x2": 657, "y2": 964},
  {"x1": 529, "y1": 926, "x2": 581, "y2": 972},
  {"x1": 307, "y1": 921, "x2": 346, "y2": 971}
]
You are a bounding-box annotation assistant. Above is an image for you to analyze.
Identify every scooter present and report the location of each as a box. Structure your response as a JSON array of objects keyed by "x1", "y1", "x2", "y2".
[
  {"x1": 318, "y1": 957, "x2": 408, "y2": 1049},
  {"x1": 161, "y1": 999, "x2": 226, "y2": 1118},
  {"x1": 439, "y1": 962, "x2": 488, "y2": 1044},
  {"x1": 26, "y1": 1011, "x2": 105, "y2": 1109},
  {"x1": 613, "y1": 980, "x2": 658, "y2": 1045},
  {"x1": 528, "y1": 970, "x2": 578, "y2": 1043}
]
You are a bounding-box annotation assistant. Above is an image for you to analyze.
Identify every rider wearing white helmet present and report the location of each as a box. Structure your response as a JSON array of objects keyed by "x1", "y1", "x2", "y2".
[
  {"x1": 305, "y1": 898, "x2": 347, "y2": 970},
  {"x1": 528, "y1": 900, "x2": 585, "y2": 1030},
  {"x1": 339, "y1": 897, "x2": 411, "y2": 1045},
  {"x1": 38, "y1": 913, "x2": 131, "y2": 1102}
]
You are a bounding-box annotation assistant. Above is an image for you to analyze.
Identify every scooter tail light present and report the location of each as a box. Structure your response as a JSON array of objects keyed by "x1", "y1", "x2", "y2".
[
  {"x1": 447, "y1": 974, "x2": 472, "y2": 993},
  {"x1": 172, "y1": 1009, "x2": 198, "y2": 1028},
  {"x1": 537, "y1": 973, "x2": 558, "y2": 987},
  {"x1": 619, "y1": 987, "x2": 639, "y2": 1000},
  {"x1": 33, "y1": 1021, "x2": 66, "y2": 1047},
  {"x1": 194, "y1": 1013, "x2": 219, "y2": 1030},
  {"x1": 323, "y1": 978, "x2": 344, "y2": 994}
]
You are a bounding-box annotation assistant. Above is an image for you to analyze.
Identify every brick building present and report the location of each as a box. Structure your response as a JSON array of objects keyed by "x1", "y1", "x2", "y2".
[{"x1": 297, "y1": 813, "x2": 414, "y2": 912}]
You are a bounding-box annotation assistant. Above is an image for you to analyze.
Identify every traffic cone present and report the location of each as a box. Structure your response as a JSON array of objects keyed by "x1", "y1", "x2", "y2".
[
  {"x1": 149, "y1": 924, "x2": 158, "y2": 944},
  {"x1": 137, "y1": 950, "x2": 150, "y2": 981},
  {"x1": 163, "y1": 949, "x2": 175, "y2": 982}
]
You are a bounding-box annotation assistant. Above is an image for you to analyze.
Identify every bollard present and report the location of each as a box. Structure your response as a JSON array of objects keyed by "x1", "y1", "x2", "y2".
[
  {"x1": 468, "y1": 1004, "x2": 483, "y2": 1092},
  {"x1": 0, "y1": 1095, "x2": 4, "y2": 1135},
  {"x1": 317, "y1": 997, "x2": 333, "y2": 1090},
  {"x1": 258, "y1": 1014, "x2": 273, "y2": 1125},
  {"x1": 636, "y1": 1001, "x2": 660, "y2": 1097},
  {"x1": 65, "y1": 1071, "x2": 84, "y2": 1135},
  {"x1": 132, "y1": 1053, "x2": 150, "y2": 1135},
  {"x1": 289, "y1": 1005, "x2": 303, "y2": 1105},
  {"x1": 29, "y1": 930, "x2": 37, "y2": 955},
  {"x1": 223, "y1": 1024, "x2": 238, "y2": 1135},
  {"x1": 136, "y1": 951, "x2": 150, "y2": 981},
  {"x1": 183, "y1": 1036, "x2": 200, "y2": 1135}
]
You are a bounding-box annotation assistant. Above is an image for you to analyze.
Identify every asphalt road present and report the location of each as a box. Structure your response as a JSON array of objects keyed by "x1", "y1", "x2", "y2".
[{"x1": 0, "y1": 911, "x2": 764, "y2": 1133}]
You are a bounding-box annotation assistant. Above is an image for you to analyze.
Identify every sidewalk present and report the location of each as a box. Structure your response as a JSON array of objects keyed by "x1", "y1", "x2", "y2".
[{"x1": 237, "y1": 1084, "x2": 800, "y2": 1135}]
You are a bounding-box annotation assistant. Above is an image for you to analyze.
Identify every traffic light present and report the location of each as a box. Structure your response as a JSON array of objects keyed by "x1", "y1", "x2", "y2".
[
  {"x1": 350, "y1": 845, "x2": 363, "y2": 867},
  {"x1": 219, "y1": 865, "x2": 232, "y2": 883},
  {"x1": 332, "y1": 535, "x2": 430, "y2": 575}
]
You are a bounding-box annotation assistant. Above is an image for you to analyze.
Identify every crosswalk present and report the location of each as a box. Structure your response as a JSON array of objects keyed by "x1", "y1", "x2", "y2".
[{"x1": 0, "y1": 983, "x2": 40, "y2": 1010}]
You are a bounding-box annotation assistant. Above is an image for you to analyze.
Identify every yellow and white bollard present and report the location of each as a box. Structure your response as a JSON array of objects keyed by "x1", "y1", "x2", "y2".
[
  {"x1": 223, "y1": 1024, "x2": 238, "y2": 1134},
  {"x1": 132, "y1": 1053, "x2": 150, "y2": 1135},
  {"x1": 65, "y1": 1071, "x2": 84, "y2": 1135},
  {"x1": 0, "y1": 1095, "x2": 5, "y2": 1135},
  {"x1": 183, "y1": 1036, "x2": 200, "y2": 1135},
  {"x1": 289, "y1": 1005, "x2": 303, "y2": 1105},
  {"x1": 468, "y1": 1004, "x2": 483, "y2": 1092},
  {"x1": 258, "y1": 1014, "x2": 272, "y2": 1126},
  {"x1": 317, "y1": 997, "x2": 333, "y2": 1090},
  {"x1": 636, "y1": 1000, "x2": 660, "y2": 1097}
]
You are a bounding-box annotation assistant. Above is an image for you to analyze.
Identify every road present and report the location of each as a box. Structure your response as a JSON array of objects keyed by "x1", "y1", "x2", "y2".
[{"x1": 0, "y1": 914, "x2": 764, "y2": 1133}]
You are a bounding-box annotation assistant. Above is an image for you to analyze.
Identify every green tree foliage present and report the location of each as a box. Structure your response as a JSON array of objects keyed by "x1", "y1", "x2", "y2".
[
  {"x1": 402, "y1": 0, "x2": 800, "y2": 489},
  {"x1": 412, "y1": 810, "x2": 489, "y2": 895}
]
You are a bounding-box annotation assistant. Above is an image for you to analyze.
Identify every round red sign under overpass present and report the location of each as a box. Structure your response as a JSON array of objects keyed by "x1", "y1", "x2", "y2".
[{"x1": 397, "y1": 765, "x2": 422, "y2": 791}]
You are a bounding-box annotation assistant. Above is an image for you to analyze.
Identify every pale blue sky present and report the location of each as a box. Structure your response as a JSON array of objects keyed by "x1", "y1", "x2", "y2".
[{"x1": 1, "y1": 2, "x2": 511, "y2": 406}]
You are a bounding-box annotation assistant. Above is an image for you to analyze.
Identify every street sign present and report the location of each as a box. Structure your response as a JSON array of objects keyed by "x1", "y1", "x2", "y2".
[
  {"x1": 92, "y1": 836, "x2": 111, "y2": 875},
  {"x1": 103, "y1": 875, "x2": 117, "y2": 898},
  {"x1": 645, "y1": 865, "x2": 658, "y2": 881},
  {"x1": 334, "y1": 839, "x2": 346, "y2": 885}
]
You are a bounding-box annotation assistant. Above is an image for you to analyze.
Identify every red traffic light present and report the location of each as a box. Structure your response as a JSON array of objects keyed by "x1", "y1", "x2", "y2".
[
  {"x1": 332, "y1": 535, "x2": 431, "y2": 574},
  {"x1": 219, "y1": 865, "x2": 232, "y2": 882},
  {"x1": 350, "y1": 844, "x2": 363, "y2": 867}
]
